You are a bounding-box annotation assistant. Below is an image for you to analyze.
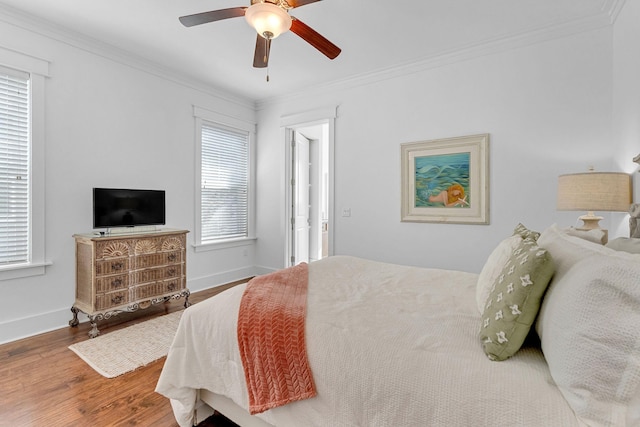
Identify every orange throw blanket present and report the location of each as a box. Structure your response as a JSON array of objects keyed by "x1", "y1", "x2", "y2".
[{"x1": 237, "y1": 262, "x2": 316, "y2": 414}]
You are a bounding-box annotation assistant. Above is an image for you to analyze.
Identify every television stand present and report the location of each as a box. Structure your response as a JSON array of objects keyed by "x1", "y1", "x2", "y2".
[
  {"x1": 70, "y1": 228, "x2": 190, "y2": 338},
  {"x1": 106, "y1": 225, "x2": 160, "y2": 235}
]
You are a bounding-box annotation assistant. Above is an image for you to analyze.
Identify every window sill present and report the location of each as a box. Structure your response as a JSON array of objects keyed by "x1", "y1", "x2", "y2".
[
  {"x1": 192, "y1": 237, "x2": 257, "y2": 253},
  {"x1": 0, "y1": 261, "x2": 52, "y2": 281}
]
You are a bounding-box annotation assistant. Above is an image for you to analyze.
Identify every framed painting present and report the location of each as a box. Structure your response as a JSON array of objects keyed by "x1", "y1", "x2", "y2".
[{"x1": 401, "y1": 134, "x2": 489, "y2": 224}]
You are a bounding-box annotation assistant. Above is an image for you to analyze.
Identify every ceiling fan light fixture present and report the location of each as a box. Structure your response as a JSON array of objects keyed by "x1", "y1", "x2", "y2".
[{"x1": 245, "y1": 2, "x2": 292, "y2": 39}]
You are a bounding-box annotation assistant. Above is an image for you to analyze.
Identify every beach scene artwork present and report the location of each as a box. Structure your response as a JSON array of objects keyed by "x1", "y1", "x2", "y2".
[
  {"x1": 414, "y1": 152, "x2": 470, "y2": 208},
  {"x1": 401, "y1": 134, "x2": 488, "y2": 224}
]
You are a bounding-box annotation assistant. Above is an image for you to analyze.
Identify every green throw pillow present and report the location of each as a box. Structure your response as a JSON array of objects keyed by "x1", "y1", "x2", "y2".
[
  {"x1": 513, "y1": 223, "x2": 540, "y2": 241},
  {"x1": 480, "y1": 237, "x2": 555, "y2": 361}
]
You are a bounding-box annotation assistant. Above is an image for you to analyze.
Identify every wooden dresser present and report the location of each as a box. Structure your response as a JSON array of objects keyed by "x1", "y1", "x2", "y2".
[{"x1": 70, "y1": 229, "x2": 190, "y2": 338}]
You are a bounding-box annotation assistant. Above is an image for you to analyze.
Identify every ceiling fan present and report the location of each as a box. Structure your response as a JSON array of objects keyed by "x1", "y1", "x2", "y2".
[{"x1": 179, "y1": 0, "x2": 341, "y2": 69}]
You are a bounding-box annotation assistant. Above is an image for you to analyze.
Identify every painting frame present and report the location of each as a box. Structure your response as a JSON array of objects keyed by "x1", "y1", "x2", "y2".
[{"x1": 401, "y1": 134, "x2": 490, "y2": 224}]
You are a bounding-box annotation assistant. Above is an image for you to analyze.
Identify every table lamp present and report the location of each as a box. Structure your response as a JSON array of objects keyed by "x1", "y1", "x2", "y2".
[{"x1": 557, "y1": 170, "x2": 632, "y2": 242}]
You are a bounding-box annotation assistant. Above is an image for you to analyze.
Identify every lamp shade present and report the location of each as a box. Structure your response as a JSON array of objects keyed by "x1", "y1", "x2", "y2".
[
  {"x1": 557, "y1": 172, "x2": 632, "y2": 212},
  {"x1": 245, "y1": 2, "x2": 292, "y2": 39}
]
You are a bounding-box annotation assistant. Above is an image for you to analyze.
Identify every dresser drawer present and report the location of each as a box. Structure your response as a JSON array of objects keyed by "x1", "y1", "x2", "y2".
[
  {"x1": 135, "y1": 250, "x2": 183, "y2": 268},
  {"x1": 95, "y1": 290, "x2": 129, "y2": 311},
  {"x1": 95, "y1": 258, "x2": 129, "y2": 276},
  {"x1": 134, "y1": 265, "x2": 183, "y2": 285},
  {"x1": 95, "y1": 274, "x2": 129, "y2": 293},
  {"x1": 134, "y1": 278, "x2": 184, "y2": 300}
]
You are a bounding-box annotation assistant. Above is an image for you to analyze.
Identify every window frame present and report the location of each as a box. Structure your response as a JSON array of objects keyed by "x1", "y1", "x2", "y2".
[
  {"x1": 0, "y1": 47, "x2": 50, "y2": 280},
  {"x1": 193, "y1": 106, "x2": 256, "y2": 252}
]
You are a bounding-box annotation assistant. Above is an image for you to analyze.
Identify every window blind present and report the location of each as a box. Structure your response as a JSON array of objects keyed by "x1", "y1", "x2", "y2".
[
  {"x1": 0, "y1": 68, "x2": 30, "y2": 265},
  {"x1": 201, "y1": 122, "x2": 249, "y2": 242}
]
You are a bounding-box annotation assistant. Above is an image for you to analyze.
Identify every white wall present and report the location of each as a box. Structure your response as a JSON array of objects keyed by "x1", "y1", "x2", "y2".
[
  {"x1": 0, "y1": 17, "x2": 258, "y2": 343},
  {"x1": 0, "y1": 9, "x2": 631, "y2": 344},
  {"x1": 255, "y1": 26, "x2": 615, "y2": 273},
  {"x1": 612, "y1": 0, "x2": 640, "y2": 237}
]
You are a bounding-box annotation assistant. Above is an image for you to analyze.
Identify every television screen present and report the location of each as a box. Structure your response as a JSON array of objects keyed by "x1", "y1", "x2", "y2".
[{"x1": 93, "y1": 188, "x2": 165, "y2": 229}]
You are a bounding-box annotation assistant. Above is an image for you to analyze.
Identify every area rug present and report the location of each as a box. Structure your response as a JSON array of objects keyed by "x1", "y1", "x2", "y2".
[{"x1": 68, "y1": 311, "x2": 183, "y2": 378}]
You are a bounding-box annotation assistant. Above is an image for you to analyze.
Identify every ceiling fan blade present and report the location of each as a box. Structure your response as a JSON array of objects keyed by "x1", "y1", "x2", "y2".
[
  {"x1": 179, "y1": 7, "x2": 247, "y2": 27},
  {"x1": 253, "y1": 35, "x2": 271, "y2": 68},
  {"x1": 290, "y1": 17, "x2": 341, "y2": 60},
  {"x1": 286, "y1": 0, "x2": 322, "y2": 8}
]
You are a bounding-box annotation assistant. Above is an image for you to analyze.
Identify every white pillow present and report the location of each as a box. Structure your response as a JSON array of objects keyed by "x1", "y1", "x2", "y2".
[
  {"x1": 536, "y1": 224, "x2": 625, "y2": 338},
  {"x1": 475, "y1": 234, "x2": 522, "y2": 314},
  {"x1": 537, "y1": 255, "x2": 640, "y2": 426},
  {"x1": 564, "y1": 226, "x2": 607, "y2": 245},
  {"x1": 606, "y1": 237, "x2": 640, "y2": 254},
  {"x1": 537, "y1": 224, "x2": 613, "y2": 279}
]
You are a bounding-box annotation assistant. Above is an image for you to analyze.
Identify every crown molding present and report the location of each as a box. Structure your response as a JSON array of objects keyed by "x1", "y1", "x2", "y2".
[
  {"x1": 256, "y1": 4, "x2": 618, "y2": 110},
  {"x1": 603, "y1": 0, "x2": 627, "y2": 24},
  {"x1": 0, "y1": 2, "x2": 622, "y2": 113},
  {"x1": 0, "y1": 4, "x2": 257, "y2": 110}
]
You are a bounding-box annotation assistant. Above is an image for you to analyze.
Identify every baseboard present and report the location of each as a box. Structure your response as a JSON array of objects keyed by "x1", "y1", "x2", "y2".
[
  {"x1": 0, "y1": 265, "x2": 273, "y2": 345},
  {"x1": 0, "y1": 308, "x2": 74, "y2": 345},
  {"x1": 251, "y1": 264, "x2": 278, "y2": 276},
  {"x1": 187, "y1": 265, "x2": 260, "y2": 292}
]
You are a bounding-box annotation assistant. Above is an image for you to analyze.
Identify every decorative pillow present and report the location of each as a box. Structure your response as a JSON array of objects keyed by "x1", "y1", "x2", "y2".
[
  {"x1": 606, "y1": 237, "x2": 640, "y2": 254},
  {"x1": 475, "y1": 234, "x2": 522, "y2": 314},
  {"x1": 513, "y1": 223, "x2": 541, "y2": 241},
  {"x1": 537, "y1": 255, "x2": 640, "y2": 426},
  {"x1": 475, "y1": 223, "x2": 540, "y2": 314},
  {"x1": 479, "y1": 237, "x2": 555, "y2": 361}
]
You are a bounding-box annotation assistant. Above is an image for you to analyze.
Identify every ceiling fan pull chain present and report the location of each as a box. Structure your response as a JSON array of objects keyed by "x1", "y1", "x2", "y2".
[{"x1": 264, "y1": 35, "x2": 270, "y2": 81}]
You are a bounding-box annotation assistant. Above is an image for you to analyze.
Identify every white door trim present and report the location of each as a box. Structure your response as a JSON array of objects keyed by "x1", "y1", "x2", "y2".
[{"x1": 281, "y1": 107, "x2": 337, "y2": 266}]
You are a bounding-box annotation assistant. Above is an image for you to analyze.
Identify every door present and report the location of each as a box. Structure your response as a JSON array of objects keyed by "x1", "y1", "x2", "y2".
[
  {"x1": 284, "y1": 113, "x2": 334, "y2": 267},
  {"x1": 292, "y1": 132, "x2": 310, "y2": 265}
]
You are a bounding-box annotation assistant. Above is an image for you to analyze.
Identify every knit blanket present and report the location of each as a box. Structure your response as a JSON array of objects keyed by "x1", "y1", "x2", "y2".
[{"x1": 237, "y1": 262, "x2": 316, "y2": 414}]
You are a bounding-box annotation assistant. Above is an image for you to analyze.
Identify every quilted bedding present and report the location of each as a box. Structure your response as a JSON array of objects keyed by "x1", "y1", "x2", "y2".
[{"x1": 156, "y1": 255, "x2": 581, "y2": 427}]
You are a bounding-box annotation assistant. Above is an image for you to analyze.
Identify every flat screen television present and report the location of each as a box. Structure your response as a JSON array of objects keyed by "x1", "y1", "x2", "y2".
[{"x1": 93, "y1": 188, "x2": 165, "y2": 229}]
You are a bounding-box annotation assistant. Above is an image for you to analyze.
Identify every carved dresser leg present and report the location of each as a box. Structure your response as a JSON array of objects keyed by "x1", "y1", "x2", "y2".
[
  {"x1": 88, "y1": 316, "x2": 100, "y2": 338},
  {"x1": 183, "y1": 289, "x2": 192, "y2": 308},
  {"x1": 69, "y1": 307, "x2": 80, "y2": 327}
]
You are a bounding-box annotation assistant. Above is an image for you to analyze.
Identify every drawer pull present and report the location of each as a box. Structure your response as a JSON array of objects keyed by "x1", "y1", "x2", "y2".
[
  {"x1": 167, "y1": 254, "x2": 177, "y2": 262},
  {"x1": 111, "y1": 295, "x2": 123, "y2": 304},
  {"x1": 167, "y1": 283, "x2": 176, "y2": 291},
  {"x1": 111, "y1": 278, "x2": 123, "y2": 288},
  {"x1": 167, "y1": 268, "x2": 176, "y2": 276},
  {"x1": 111, "y1": 262, "x2": 124, "y2": 271}
]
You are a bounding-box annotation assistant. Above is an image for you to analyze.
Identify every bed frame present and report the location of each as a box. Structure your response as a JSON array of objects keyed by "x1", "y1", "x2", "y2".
[{"x1": 196, "y1": 390, "x2": 273, "y2": 427}]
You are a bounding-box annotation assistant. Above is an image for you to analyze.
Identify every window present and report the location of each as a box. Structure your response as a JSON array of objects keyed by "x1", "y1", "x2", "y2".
[
  {"x1": 194, "y1": 107, "x2": 255, "y2": 250},
  {"x1": 201, "y1": 123, "x2": 249, "y2": 241},
  {"x1": 0, "y1": 48, "x2": 48, "y2": 280},
  {"x1": 0, "y1": 67, "x2": 29, "y2": 265}
]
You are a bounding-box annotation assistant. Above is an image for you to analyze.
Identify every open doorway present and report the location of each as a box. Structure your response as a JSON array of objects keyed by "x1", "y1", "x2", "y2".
[{"x1": 285, "y1": 121, "x2": 332, "y2": 266}]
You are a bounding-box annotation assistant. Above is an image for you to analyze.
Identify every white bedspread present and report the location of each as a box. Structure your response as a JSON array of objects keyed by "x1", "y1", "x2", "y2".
[{"x1": 156, "y1": 256, "x2": 581, "y2": 426}]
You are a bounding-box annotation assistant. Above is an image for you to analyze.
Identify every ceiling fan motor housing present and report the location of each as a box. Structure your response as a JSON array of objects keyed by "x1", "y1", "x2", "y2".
[
  {"x1": 245, "y1": 1, "x2": 292, "y2": 39},
  {"x1": 250, "y1": 0, "x2": 289, "y2": 7}
]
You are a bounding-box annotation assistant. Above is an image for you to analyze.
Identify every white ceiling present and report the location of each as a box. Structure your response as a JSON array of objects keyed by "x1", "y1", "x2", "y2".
[{"x1": 0, "y1": 0, "x2": 616, "y2": 103}]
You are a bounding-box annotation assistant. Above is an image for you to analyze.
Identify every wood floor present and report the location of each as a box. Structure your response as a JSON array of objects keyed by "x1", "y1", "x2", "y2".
[{"x1": 0, "y1": 281, "x2": 247, "y2": 427}]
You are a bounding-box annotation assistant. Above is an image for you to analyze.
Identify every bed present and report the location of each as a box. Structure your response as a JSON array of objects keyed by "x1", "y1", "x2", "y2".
[{"x1": 156, "y1": 220, "x2": 640, "y2": 427}]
